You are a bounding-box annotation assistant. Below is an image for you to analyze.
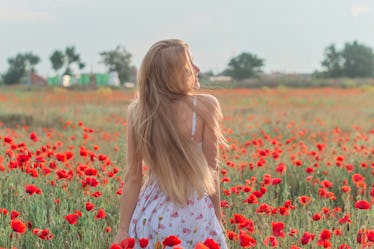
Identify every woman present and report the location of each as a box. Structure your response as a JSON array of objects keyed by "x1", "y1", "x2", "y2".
[{"x1": 113, "y1": 39, "x2": 227, "y2": 248}]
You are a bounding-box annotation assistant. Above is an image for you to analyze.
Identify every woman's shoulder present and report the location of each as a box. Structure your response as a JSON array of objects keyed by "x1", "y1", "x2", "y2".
[{"x1": 195, "y1": 93, "x2": 220, "y2": 109}]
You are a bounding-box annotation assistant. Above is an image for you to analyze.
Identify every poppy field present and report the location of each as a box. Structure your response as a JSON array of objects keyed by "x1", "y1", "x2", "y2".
[{"x1": 0, "y1": 86, "x2": 373, "y2": 249}]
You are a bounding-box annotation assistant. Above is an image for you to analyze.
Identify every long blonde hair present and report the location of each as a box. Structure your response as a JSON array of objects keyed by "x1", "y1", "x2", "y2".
[{"x1": 129, "y1": 39, "x2": 225, "y2": 205}]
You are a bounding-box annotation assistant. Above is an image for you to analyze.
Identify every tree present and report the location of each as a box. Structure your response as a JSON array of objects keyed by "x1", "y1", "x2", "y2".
[
  {"x1": 320, "y1": 41, "x2": 374, "y2": 78},
  {"x1": 341, "y1": 41, "x2": 374, "y2": 78},
  {"x1": 223, "y1": 52, "x2": 264, "y2": 80},
  {"x1": 99, "y1": 45, "x2": 133, "y2": 83},
  {"x1": 49, "y1": 46, "x2": 85, "y2": 76},
  {"x1": 321, "y1": 44, "x2": 343, "y2": 77},
  {"x1": 2, "y1": 52, "x2": 40, "y2": 85},
  {"x1": 50, "y1": 50, "x2": 65, "y2": 75},
  {"x1": 64, "y1": 46, "x2": 85, "y2": 76}
]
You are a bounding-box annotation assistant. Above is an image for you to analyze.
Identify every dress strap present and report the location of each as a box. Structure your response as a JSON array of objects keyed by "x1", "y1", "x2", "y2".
[{"x1": 191, "y1": 96, "x2": 197, "y2": 138}]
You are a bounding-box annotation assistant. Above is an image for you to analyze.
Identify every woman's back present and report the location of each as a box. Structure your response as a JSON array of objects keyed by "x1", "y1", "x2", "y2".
[
  {"x1": 128, "y1": 94, "x2": 227, "y2": 248},
  {"x1": 173, "y1": 95, "x2": 203, "y2": 144}
]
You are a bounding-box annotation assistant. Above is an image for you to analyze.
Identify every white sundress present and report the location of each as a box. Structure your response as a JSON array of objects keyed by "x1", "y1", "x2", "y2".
[{"x1": 128, "y1": 97, "x2": 228, "y2": 249}]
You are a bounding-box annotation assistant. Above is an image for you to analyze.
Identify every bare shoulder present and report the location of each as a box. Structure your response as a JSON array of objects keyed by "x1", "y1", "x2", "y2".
[{"x1": 196, "y1": 94, "x2": 221, "y2": 111}]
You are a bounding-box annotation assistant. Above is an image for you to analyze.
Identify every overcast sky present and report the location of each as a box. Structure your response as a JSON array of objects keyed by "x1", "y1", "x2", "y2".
[{"x1": 0, "y1": 0, "x2": 373, "y2": 76}]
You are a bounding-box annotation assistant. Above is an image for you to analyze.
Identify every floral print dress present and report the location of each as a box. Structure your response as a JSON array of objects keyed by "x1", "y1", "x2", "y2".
[
  {"x1": 128, "y1": 180, "x2": 227, "y2": 248},
  {"x1": 128, "y1": 97, "x2": 227, "y2": 248}
]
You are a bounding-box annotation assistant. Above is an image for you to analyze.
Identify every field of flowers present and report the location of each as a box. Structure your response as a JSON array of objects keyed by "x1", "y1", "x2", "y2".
[{"x1": 0, "y1": 86, "x2": 373, "y2": 249}]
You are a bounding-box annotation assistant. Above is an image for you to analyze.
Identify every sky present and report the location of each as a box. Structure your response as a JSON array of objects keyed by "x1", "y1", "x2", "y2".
[{"x1": 0, "y1": 0, "x2": 374, "y2": 77}]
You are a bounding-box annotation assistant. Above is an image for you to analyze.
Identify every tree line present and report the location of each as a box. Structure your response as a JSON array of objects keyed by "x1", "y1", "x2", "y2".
[
  {"x1": 1, "y1": 40, "x2": 373, "y2": 85},
  {"x1": 1, "y1": 45, "x2": 134, "y2": 85}
]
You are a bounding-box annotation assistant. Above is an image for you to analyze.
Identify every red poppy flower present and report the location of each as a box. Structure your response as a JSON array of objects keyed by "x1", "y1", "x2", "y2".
[
  {"x1": 98, "y1": 154, "x2": 108, "y2": 161},
  {"x1": 339, "y1": 213, "x2": 352, "y2": 224},
  {"x1": 203, "y1": 238, "x2": 220, "y2": 249},
  {"x1": 239, "y1": 230, "x2": 257, "y2": 248},
  {"x1": 354, "y1": 200, "x2": 371, "y2": 210},
  {"x1": 333, "y1": 228, "x2": 342, "y2": 236},
  {"x1": 263, "y1": 235, "x2": 278, "y2": 247},
  {"x1": 162, "y1": 235, "x2": 182, "y2": 247},
  {"x1": 319, "y1": 229, "x2": 331, "y2": 240},
  {"x1": 341, "y1": 185, "x2": 351, "y2": 193},
  {"x1": 316, "y1": 143, "x2": 325, "y2": 151},
  {"x1": 320, "y1": 180, "x2": 333, "y2": 188},
  {"x1": 4, "y1": 136, "x2": 13, "y2": 144},
  {"x1": 56, "y1": 153, "x2": 66, "y2": 162},
  {"x1": 86, "y1": 202, "x2": 94, "y2": 211},
  {"x1": 226, "y1": 230, "x2": 239, "y2": 240},
  {"x1": 11, "y1": 219, "x2": 26, "y2": 233},
  {"x1": 367, "y1": 230, "x2": 374, "y2": 242},
  {"x1": 300, "y1": 232, "x2": 315, "y2": 245},
  {"x1": 25, "y1": 184, "x2": 42, "y2": 196},
  {"x1": 256, "y1": 203, "x2": 271, "y2": 214},
  {"x1": 139, "y1": 238, "x2": 149, "y2": 248},
  {"x1": 56, "y1": 169, "x2": 72, "y2": 179},
  {"x1": 317, "y1": 239, "x2": 331, "y2": 248},
  {"x1": 74, "y1": 210, "x2": 82, "y2": 217},
  {"x1": 65, "y1": 151, "x2": 74, "y2": 160},
  {"x1": 82, "y1": 177, "x2": 99, "y2": 188},
  {"x1": 275, "y1": 163, "x2": 286, "y2": 174},
  {"x1": 109, "y1": 244, "x2": 122, "y2": 249},
  {"x1": 80, "y1": 147, "x2": 88, "y2": 157},
  {"x1": 288, "y1": 229, "x2": 298, "y2": 236},
  {"x1": 352, "y1": 173, "x2": 365, "y2": 183},
  {"x1": 36, "y1": 228, "x2": 54, "y2": 240},
  {"x1": 17, "y1": 154, "x2": 30, "y2": 163},
  {"x1": 94, "y1": 208, "x2": 106, "y2": 220},
  {"x1": 120, "y1": 237, "x2": 135, "y2": 249},
  {"x1": 29, "y1": 132, "x2": 38, "y2": 142},
  {"x1": 32, "y1": 228, "x2": 40, "y2": 235},
  {"x1": 299, "y1": 196, "x2": 311, "y2": 205},
  {"x1": 0, "y1": 208, "x2": 8, "y2": 215},
  {"x1": 345, "y1": 164, "x2": 354, "y2": 172},
  {"x1": 194, "y1": 243, "x2": 209, "y2": 249},
  {"x1": 84, "y1": 168, "x2": 98, "y2": 176},
  {"x1": 64, "y1": 213, "x2": 79, "y2": 225},
  {"x1": 312, "y1": 213, "x2": 322, "y2": 221},
  {"x1": 271, "y1": 178, "x2": 282, "y2": 185},
  {"x1": 10, "y1": 210, "x2": 20, "y2": 220},
  {"x1": 272, "y1": 221, "x2": 285, "y2": 237},
  {"x1": 244, "y1": 194, "x2": 258, "y2": 204},
  {"x1": 91, "y1": 191, "x2": 102, "y2": 197},
  {"x1": 338, "y1": 244, "x2": 351, "y2": 249},
  {"x1": 357, "y1": 229, "x2": 367, "y2": 244},
  {"x1": 231, "y1": 214, "x2": 245, "y2": 224},
  {"x1": 284, "y1": 200, "x2": 295, "y2": 210}
]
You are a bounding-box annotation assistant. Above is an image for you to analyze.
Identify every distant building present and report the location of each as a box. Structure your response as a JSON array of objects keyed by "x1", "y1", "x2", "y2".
[
  {"x1": 30, "y1": 73, "x2": 48, "y2": 86},
  {"x1": 209, "y1": 76, "x2": 232, "y2": 82},
  {"x1": 47, "y1": 72, "x2": 121, "y2": 87},
  {"x1": 108, "y1": 71, "x2": 120, "y2": 86}
]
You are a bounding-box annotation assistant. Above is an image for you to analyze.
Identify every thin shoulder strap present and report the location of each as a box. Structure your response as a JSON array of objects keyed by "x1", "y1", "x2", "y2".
[{"x1": 191, "y1": 96, "x2": 197, "y2": 138}]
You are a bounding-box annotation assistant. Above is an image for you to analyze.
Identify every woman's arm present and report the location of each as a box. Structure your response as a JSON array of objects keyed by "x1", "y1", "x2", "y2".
[
  {"x1": 113, "y1": 109, "x2": 143, "y2": 243},
  {"x1": 202, "y1": 95, "x2": 224, "y2": 225}
]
